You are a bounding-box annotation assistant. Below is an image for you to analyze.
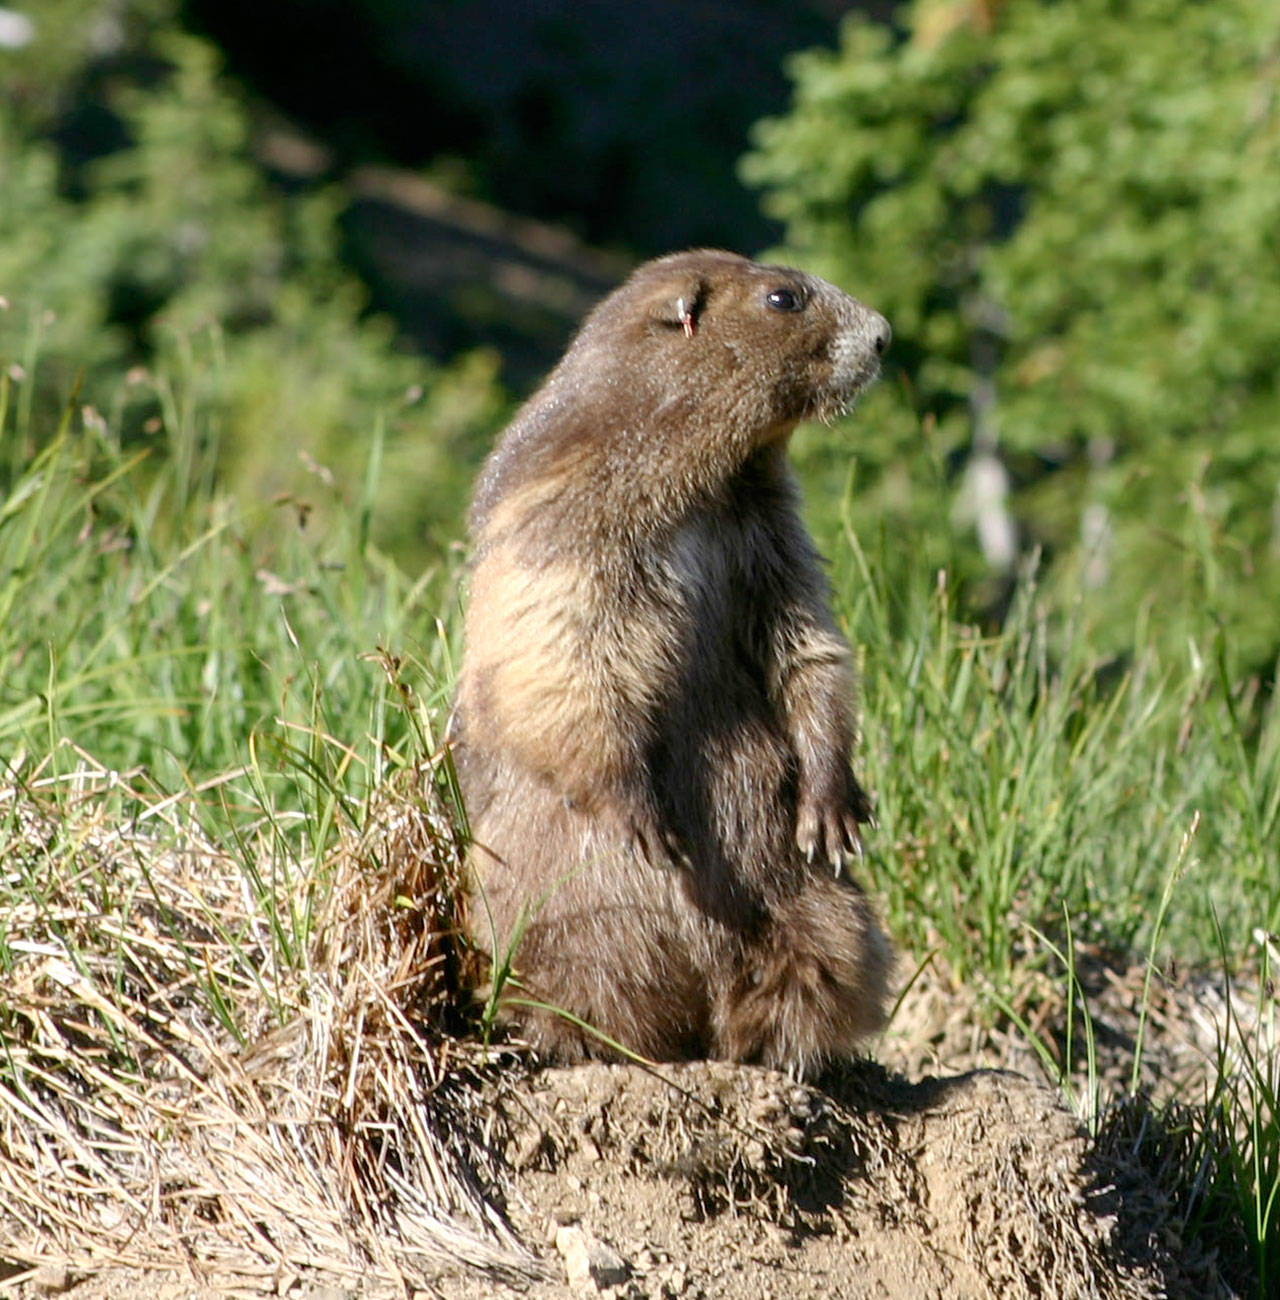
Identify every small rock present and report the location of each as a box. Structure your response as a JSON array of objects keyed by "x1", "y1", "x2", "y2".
[
  {"x1": 659, "y1": 1264, "x2": 688, "y2": 1297},
  {"x1": 513, "y1": 1126, "x2": 550, "y2": 1168},
  {"x1": 556, "y1": 1223, "x2": 632, "y2": 1291},
  {"x1": 30, "y1": 1265, "x2": 77, "y2": 1295}
]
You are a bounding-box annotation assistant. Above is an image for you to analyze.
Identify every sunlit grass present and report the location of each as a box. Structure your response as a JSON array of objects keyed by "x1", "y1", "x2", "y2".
[{"x1": 836, "y1": 497, "x2": 1280, "y2": 983}]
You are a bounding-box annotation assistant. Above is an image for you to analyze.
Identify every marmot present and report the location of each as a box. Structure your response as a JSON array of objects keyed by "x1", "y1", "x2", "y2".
[{"x1": 451, "y1": 249, "x2": 892, "y2": 1075}]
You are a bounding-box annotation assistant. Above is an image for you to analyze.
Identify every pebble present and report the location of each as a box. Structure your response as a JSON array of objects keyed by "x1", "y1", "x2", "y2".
[{"x1": 555, "y1": 1223, "x2": 632, "y2": 1292}]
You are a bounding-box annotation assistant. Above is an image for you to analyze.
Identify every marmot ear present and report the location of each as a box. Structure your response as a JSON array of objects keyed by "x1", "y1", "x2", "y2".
[{"x1": 648, "y1": 275, "x2": 709, "y2": 338}]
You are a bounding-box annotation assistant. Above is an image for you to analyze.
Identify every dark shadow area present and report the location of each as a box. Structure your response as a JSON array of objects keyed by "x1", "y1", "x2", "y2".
[
  {"x1": 181, "y1": 1, "x2": 888, "y2": 256},
  {"x1": 340, "y1": 165, "x2": 628, "y2": 390}
]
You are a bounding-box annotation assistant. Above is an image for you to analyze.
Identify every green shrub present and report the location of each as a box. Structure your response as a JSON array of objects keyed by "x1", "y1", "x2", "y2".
[
  {"x1": 744, "y1": 0, "x2": 1280, "y2": 671},
  {"x1": 1, "y1": 8, "x2": 508, "y2": 561}
]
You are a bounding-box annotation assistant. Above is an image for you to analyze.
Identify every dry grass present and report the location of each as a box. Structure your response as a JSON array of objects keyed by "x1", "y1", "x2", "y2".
[{"x1": 0, "y1": 755, "x2": 537, "y2": 1292}]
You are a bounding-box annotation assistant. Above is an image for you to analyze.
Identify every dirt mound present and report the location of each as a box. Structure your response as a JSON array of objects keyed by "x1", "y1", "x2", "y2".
[{"x1": 427, "y1": 1058, "x2": 1226, "y2": 1300}]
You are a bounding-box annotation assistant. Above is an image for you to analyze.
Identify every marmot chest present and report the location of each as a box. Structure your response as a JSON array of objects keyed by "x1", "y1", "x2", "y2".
[{"x1": 647, "y1": 509, "x2": 782, "y2": 692}]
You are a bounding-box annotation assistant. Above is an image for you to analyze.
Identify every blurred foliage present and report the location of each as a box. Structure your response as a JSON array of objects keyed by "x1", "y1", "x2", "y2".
[
  {"x1": 0, "y1": 3, "x2": 509, "y2": 561},
  {"x1": 745, "y1": 0, "x2": 1280, "y2": 671},
  {"x1": 180, "y1": 0, "x2": 842, "y2": 255}
]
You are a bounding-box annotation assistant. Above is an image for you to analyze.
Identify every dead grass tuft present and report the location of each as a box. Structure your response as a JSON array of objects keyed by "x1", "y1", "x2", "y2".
[{"x1": 0, "y1": 755, "x2": 536, "y2": 1292}]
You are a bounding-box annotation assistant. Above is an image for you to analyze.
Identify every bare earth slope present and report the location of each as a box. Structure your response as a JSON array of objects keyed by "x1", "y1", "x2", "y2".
[{"x1": 433, "y1": 1059, "x2": 1226, "y2": 1300}]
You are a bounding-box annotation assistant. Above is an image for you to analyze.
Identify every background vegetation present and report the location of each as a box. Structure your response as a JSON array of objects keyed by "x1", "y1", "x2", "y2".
[
  {"x1": 2, "y1": 4, "x2": 508, "y2": 560},
  {"x1": 747, "y1": 0, "x2": 1280, "y2": 671},
  {"x1": 1, "y1": 0, "x2": 1278, "y2": 1288}
]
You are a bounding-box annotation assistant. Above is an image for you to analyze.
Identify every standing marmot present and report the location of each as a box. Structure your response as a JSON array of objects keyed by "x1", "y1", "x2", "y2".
[{"x1": 451, "y1": 249, "x2": 892, "y2": 1075}]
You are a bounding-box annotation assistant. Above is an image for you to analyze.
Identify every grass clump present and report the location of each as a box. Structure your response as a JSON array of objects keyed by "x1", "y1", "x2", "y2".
[
  {"x1": 0, "y1": 753, "x2": 531, "y2": 1288},
  {"x1": 841, "y1": 527, "x2": 1280, "y2": 988},
  {"x1": 0, "y1": 359, "x2": 459, "y2": 791}
]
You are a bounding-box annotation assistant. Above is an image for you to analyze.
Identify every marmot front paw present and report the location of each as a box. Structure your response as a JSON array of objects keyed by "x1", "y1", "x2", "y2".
[{"x1": 795, "y1": 773, "x2": 874, "y2": 871}]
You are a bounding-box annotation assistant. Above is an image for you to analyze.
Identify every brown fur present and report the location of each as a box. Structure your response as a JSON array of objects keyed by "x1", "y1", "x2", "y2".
[{"x1": 452, "y1": 249, "x2": 893, "y2": 1075}]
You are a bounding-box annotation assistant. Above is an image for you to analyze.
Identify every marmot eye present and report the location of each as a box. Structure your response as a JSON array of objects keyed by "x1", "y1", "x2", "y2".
[{"x1": 765, "y1": 287, "x2": 803, "y2": 312}]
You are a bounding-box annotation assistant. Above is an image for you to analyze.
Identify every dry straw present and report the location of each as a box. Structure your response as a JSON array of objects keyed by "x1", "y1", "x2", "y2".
[{"x1": 0, "y1": 755, "x2": 536, "y2": 1291}]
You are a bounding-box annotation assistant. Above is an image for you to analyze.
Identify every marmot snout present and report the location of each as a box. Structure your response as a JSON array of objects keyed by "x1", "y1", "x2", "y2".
[{"x1": 453, "y1": 249, "x2": 893, "y2": 1076}]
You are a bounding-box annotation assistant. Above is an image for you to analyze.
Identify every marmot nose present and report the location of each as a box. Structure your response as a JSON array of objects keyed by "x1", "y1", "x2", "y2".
[{"x1": 870, "y1": 312, "x2": 891, "y2": 356}]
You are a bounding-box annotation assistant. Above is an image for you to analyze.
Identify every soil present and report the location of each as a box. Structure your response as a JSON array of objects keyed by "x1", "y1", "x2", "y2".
[{"x1": 438, "y1": 1061, "x2": 1204, "y2": 1300}]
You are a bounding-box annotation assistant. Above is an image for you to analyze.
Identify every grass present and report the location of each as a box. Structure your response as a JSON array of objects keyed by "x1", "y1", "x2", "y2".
[
  {"x1": 0, "y1": 365, "x2": 458, "y2": 793},
  {"x1": 841, "y1": 531, "x2": 1280, "y2": 982},
  {"x1": 1, "y1": 342, "x2": 1278, "y2": 1292}
]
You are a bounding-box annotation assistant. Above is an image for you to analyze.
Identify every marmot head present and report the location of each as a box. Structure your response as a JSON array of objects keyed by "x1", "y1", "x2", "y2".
[
  {"x1": 572, "y1": 249, "x2": 890, "y2": 437},
  {"x1": 470, "y1": 251, "x2": 891, "y2": 536}
]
